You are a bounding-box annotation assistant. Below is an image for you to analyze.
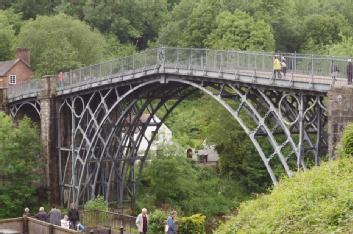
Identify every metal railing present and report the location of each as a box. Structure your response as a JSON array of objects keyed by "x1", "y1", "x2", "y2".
[
  {"x1": 81, "y1": 210, "x2": 137, "y2": 233},
  {"x1": 59, "y1": 47, "x2": 351, "y2": 90},
  {"x1": 6, "y1": 47, "x2": 352, "y2": 100},
  {"x1": 7, "y1": 78, "x2": 44, "y2": 100}
]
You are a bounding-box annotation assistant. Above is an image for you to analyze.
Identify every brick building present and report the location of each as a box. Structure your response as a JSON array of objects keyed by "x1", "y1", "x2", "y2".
[{"x1": 0, "y1": 48, "x2": 32, "y2": 88}]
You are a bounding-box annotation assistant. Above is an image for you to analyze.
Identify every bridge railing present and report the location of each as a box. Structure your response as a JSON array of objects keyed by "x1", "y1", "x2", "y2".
[
  {"x1": 58, "y1": 47, "x2": 350, "y2": 90},
  {"x1": 163, "y1": 48, "x2": 349, "y2": 84},
  {"x1": 7, "y1": 78, "x2": 45, "y2": 100},
  {"x1": 59, "y1": 48, "x2": 159, "y2": 89}
]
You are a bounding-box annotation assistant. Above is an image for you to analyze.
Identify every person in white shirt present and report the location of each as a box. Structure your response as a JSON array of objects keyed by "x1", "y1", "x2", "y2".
[{"x1": 61, "y1": 215, "x2": 70, "y2": 229}]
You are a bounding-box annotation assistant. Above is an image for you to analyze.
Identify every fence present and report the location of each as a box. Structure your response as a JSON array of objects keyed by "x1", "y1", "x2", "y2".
[
  {"x1": 6, "y1": 47, "x2": 352, "y2": 99},
  {"x1": 0, "y1": 216, "x2": 79, "y2": 234},
  {"x1": 81, "y1": 210, "x2": 137, "y2": 234},
  {"x1": 60, "y1": 47, "x2": 351, "y2": 89},
  {"x1": 7, "y1": 78, "x2": 44, "y2": 100}
]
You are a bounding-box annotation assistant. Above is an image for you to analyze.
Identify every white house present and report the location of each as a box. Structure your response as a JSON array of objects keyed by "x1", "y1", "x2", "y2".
[{"x1": 136, "y1": 113, "x2": 173, "y2": 156}]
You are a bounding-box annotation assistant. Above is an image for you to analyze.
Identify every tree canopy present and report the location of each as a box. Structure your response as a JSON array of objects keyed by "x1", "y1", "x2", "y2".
[
  {"x1": 0, "y1": 113, "x2": 42, "y2": 218},
  {"x1": 16, "y1": 13, "x2": 107, "y2": 77}
]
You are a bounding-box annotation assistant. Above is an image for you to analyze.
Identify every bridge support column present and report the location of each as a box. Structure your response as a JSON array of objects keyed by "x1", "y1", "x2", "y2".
[
  {"x1": 0, "y1": 88, "x2": 8, "y2": 113},
  {"x1": 328, "y1": 86, "x2": 353, "y2": 158},
  {"x1": 39, "y1": 75, "x2": 59, "y2": 204}
]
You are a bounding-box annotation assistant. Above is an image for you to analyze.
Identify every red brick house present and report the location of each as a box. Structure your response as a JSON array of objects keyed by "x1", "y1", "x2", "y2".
[{"x1": 0, "y1": 48, "x2": 33, "y2": 88}]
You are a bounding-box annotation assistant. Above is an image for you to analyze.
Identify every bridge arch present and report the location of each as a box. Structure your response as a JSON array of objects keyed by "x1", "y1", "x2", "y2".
[
  {"x1": 58, "y1": 75, "x2": 327, "y2": 206},
  {"x1": 9, "y1": 99, "x2": 41, "y2": 123}
]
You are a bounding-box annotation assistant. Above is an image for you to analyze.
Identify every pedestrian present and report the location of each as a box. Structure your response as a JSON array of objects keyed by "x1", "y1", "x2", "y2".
[
  {"x1": 76, "y1": 221, "x2": 85, "y2": 232},
  {"x1": 136, "y1": 208, "x2": 149, "y2": 234},
  {"x1": 331, "y1": 62, "x2": 340, "y2": 81},
  {"x1": 34, "y1": 207, "x2": 48, "y2": 222},
  {"x1": 281, "y1": 57, "x2": 287, "y2": 78},
  {"x1": 49, "y1": 206, "x2": 62, "y2": 226},
  {"x1": 23, "y1": 207, "x2": 31, "y2": 217},
  {"x1": 273, "y1": 56, "x2": 281, "y2": 79},
  {"x1": 61, "y1": 215, "x2": 70, "y2": 229},
  {"x1": 165, "y1": 211, "x2": 177, "y2": 234},
  {"x1": 347, "y1": 58, "x2": 353, "y2": 85},
  {"x1": 68, "y1": 203, "x2": 80, "y2": 229}
]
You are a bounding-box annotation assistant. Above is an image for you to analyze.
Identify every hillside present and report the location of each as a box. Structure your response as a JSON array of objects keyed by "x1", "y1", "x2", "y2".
[{"x1": 215, "y1": 156, "x2": 353, "y2": 233}]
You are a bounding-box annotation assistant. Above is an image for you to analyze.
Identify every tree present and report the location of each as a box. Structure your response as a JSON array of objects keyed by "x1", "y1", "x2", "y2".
[
  {"x1": 0, "y1": 9, "x2": 22, "y2": 60},
  {"x1": 301, "y1": 14, "x2": 350, "y2": 53},
  {"x1": 158, "y1": 0, "x2": 201, "y2": 46},
  {"x1": 205, "y1": 10, "x2": 275, "y2": 51},
  {"x1": 12, "y1": 0, "x2": 61, "y2": 19},
  {"x1": 0, "y1": 113, "x2": 42, "y2": 218},
  {"x1": 81, "y1": 0, "x2": 169, "y2": 49},
  {"x1": 328, "y1": 36, "x2": 353, "y2": 57},
  {"x1": 16, "y1": 13, "x2": 107, "y2": 77}
]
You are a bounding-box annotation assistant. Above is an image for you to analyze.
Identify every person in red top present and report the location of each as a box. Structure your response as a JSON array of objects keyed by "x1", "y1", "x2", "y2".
[{"x1": 136, "y1": 208, "x2": 149, "y2": 234}]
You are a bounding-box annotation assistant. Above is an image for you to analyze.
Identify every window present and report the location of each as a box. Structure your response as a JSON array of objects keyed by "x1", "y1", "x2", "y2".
[{"x1": 9, "y1": 75, "x2": 16, "y2": 85}]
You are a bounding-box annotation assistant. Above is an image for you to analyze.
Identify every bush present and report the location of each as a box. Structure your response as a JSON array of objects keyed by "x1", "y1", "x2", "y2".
[
  {"x1": 215, "y1": 157, "x2": 353, "y2": 233},
  {"x1": 340, "y1": 122, "x2": 353, "y2": 156},
  {"x1": 148, "y1": 209, "x2": 167, "y2": 234},
  {"x1": 178, "y1": 214, "x2": 206, "y2": 234},
  {"x1": 84, "y1": 195, "x2": 108, "y2": 212}
]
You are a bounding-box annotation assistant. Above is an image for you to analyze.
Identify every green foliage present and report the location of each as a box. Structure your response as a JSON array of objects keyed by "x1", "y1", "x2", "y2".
[
  {"x1": 0, "y1": 112, "x2": 42, "y2": 218},
  {"x1": 84, "y1": 195, "x2": 108, "y2": 212},
  {"x1": 206, "y1": 10, "x2": 275, "y2": 51},
  {"x1": 138, "y1": 146, "x2": 248, "y2": 217},
  {"x1": 178, "y1": 214, "x2": 206, "y2": 234},
  {"x1": 160, "y1": 94, "x2": 272, "y2": 193},
  {"x1": 215, "y1": 157, "x2": 353, "y2": 233},
  {"x1": 328, "y1": 36, "x2": 353, "y2": 57},
  {"x1": 301, "y1": 14, "x2": 349, "y2": 53},
  {"x1": 65, "y1": 0, "x2": 169, "y2": 49},
  {"x1": 0, "y1": 9, "x2": 22, "y2": 60},
  {"x1": 339, "y1": 123, "x2": 353, "y2": 157},
  {"x1": 16, "y1": 13, "x2": 106, "y2": 77},
  {"x1": 12, "y1": 0, "x2": 61, "y2": 19},
  {"x1": 148, "y1": 209, "x2": 167, "y2": 234}
]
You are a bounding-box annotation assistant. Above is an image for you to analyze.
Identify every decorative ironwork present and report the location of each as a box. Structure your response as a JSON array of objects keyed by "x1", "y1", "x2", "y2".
[
  {"x1": 4, "y1": 47, "x2": 331, "y2": 207},
  {"x1": 57, "y1": 75, "x2": 327, "y2": 206},
  {"x1": 9, "y1": 99, "x2": 41, "y2": 121}
]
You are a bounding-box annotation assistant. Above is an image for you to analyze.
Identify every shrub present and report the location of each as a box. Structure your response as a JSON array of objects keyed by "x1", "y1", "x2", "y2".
[
  {"x1": 84, "y1": 195, "x2": 108, "y2": 212},
  {"x1": 83, "y1": 195, "x2": 109, "y2": 227},
  {"x1": 178, "y1": 214, "x2": 206, "y2": 234},
  {"x1": 215, "y1": 157, "x2": 353, "y2": 233},
  {"x1": 340, "y1": 122, "x2": 353, "y2": 156},
  {"x1": 148, "y1": 209, "x2": 167, "y2": 234}
]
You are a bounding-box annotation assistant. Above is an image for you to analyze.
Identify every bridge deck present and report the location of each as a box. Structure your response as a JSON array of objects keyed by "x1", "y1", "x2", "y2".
[{"x1": 6, "y1": 47, "x2": 351, "y2": 102}]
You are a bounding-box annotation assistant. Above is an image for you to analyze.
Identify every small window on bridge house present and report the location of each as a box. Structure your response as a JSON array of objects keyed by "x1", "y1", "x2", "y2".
[{"x1": 9, "y1": 75, "x2": 16, "y2": 85}]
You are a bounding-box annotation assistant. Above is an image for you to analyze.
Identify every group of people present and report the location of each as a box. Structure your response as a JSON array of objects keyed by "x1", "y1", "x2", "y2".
[
  {"x1": 273, "y1": 55, "x2": 353, "y2": 84},
  {"x1": 23, "y1": 203, "x2": 84, "y2": 232},
  {"x1": 135, "y1": 208, "x2": 177, "y2": 234},
  {"x1": 273, "y1": 56, "x2": 287, "y2": 79}
]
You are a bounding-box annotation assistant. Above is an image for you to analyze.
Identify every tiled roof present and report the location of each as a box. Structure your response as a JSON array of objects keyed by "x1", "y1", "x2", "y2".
[{"x1": 0, "y1": 60, "x2": 17, "y2": 76}]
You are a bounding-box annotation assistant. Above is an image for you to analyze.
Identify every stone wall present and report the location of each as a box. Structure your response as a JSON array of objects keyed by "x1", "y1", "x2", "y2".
[{"x1": 328, "y1": 86, "x2": 353, "y2": 158}]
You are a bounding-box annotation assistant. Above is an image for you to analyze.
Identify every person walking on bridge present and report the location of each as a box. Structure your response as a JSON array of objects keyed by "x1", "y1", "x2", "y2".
[
  {"x1": 273, "y1": 56, "x2": 281, "y2": 79},
  {"x1": 347, "y1": 59, "x2": 353, "y2": 85},
  {"x1": 281, "y1": 57, "x2": 287, "y2": 78}
]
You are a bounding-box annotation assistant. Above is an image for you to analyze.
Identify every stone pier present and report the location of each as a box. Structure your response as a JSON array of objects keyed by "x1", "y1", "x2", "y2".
[
  {"x1": 39, "y1": 76, "x2": 59, "y2": 204},
  {"x1": 328, "y1": 86, "x2": 353, "y2": 158}
]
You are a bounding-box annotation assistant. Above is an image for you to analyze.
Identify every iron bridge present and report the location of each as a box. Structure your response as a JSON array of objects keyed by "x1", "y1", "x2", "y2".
[{"x1": 6, "y1": 47, "x2": 349, "y2": 206}]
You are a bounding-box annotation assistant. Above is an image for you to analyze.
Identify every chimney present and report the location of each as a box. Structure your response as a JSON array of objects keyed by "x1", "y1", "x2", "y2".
[{"x1": 16, "y1": 48, "x2": 30, "y2": 66}]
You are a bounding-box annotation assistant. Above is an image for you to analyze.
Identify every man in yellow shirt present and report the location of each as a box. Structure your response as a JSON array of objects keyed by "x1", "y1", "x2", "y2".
[{"x1": 273, "y1": 56, "x2": 281, "y2": 79}]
